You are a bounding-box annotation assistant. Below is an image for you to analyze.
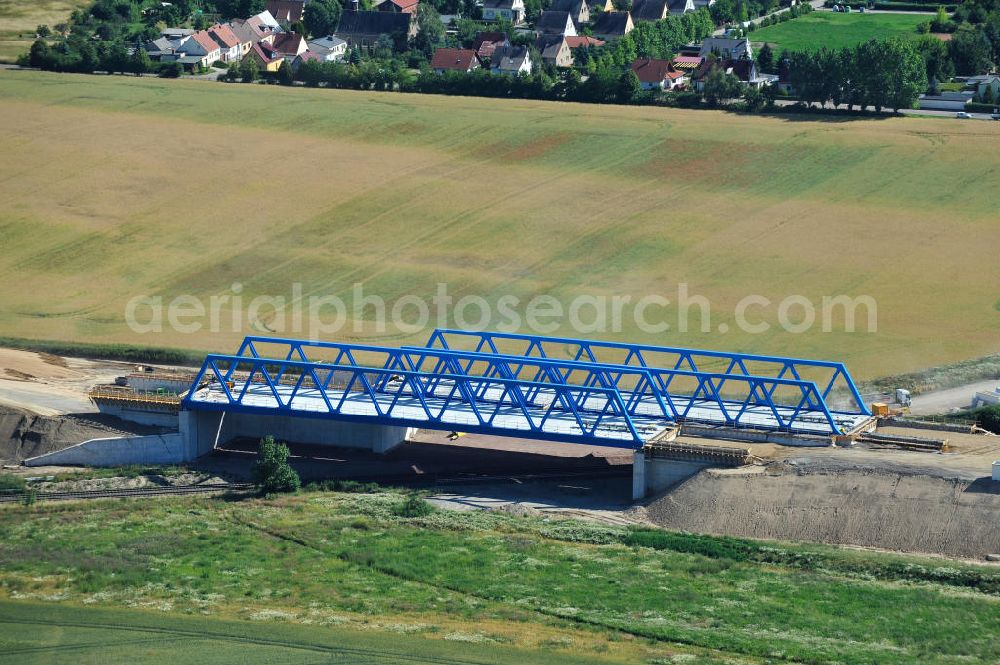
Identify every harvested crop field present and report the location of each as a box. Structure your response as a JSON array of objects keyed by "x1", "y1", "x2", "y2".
[
  {"x1": 644, "y1": 463, "x2": 1000, "y2": 559},
  {"x1": 0, "y1": 71, "x2": 999, "y2": 378}
]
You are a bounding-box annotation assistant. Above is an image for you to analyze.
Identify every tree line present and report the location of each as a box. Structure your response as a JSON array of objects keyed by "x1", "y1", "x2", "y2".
[{"x1": 780, "y1": 38, "x2": 927, "y2": 112}]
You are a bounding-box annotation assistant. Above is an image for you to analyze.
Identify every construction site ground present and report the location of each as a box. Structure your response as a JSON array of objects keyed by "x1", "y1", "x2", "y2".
[{"x1": 2, "y1": 346, "x2": 998, "y2": 560}]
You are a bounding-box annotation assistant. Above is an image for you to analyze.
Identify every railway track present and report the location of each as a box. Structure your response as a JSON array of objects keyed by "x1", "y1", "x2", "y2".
[
  {"x1": 0, "y1": 483, "x2": 254, "y2": 504},
  {"x1": 0, "y1": 467, "x2": 632, "y2": 504}
]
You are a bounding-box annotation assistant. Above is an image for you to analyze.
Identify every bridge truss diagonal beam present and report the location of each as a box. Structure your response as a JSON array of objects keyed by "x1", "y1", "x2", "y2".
[{"x1": 425, "y1": 329, "x2": 869, "y2": 419}]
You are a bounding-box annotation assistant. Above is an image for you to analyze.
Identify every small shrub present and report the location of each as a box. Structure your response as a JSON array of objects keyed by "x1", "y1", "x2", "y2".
[
  {"x1": 250, "y1": 436, "x2": 301, "y2": 494},
  {"x1": 391, "y1": 494, "x2": 434, "y2": 518},
  {"x1": 0, "y1": 474, "x2": 27, "y2": 491},
  {"x1": 22, "y1": 488, "x2": 37, "y2": 506}
]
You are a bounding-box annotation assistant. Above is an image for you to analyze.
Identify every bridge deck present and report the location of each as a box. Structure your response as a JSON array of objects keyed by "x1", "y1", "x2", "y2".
[
  {"x1": 188, "y1": 377, "x2": 869, "y2": 442},
  {"x1": 189, "y1": 381, "x2": 674, "y2": 445}
]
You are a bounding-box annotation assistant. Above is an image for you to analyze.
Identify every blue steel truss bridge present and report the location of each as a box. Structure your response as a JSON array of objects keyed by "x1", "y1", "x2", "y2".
[{"x1": 182, "y1": 331, "x2": 873, "y2": 450}]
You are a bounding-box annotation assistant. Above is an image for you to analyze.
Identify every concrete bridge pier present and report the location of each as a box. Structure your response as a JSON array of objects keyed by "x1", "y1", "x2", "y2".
[
  {"x1": 179, "y1": 410, "x2": 415, "y2": 460},
  {"x1": 632, "y1": 450, "x2": 714, "y2": 500}
]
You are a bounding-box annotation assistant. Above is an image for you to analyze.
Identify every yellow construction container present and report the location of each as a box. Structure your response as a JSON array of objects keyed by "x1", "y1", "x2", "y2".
[{"x1": 871, "y1": 402, "x2": 889, "y2": 417}]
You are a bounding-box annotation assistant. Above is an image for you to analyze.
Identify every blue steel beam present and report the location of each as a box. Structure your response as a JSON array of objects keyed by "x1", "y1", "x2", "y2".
[
  {"x1": 182, "y1": 353, "x2": 653, "y2": 448},
  {"x1": 221, "y1": 336, "x2": 845, "y2": 434},
  {"x1": 400, "y1": 346, "x2": 841, "y2": 434},
  {"x1": 424, "y1": 329, "x2": 869, "y2": 417},
  {"x1": 228, "y1": 336, "x2": 672, "y2": 422}
]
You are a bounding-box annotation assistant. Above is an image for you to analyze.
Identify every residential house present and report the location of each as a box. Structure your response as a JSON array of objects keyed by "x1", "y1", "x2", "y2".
[
  {"x1": 588, "y1": 0, "x2": 615, "y2": 12},
  {"x1": 668, "y1": 0, "x2": 696, "y2": 13},
  {"x1": 161, "y1": 27, "x2": 194, "y2": 41},
  {"x1": 491, "y1": 44, "x2": 532, "y2": 75},
  {"x1": 175, "y1": 30, "x2": 221, "y2": 69},
  {"x1": 292, "y1": 50, "x2": 323, "y2": 72},
  {"x1": 307, "y1": 35, "x2": 348, "y2": 61},
  {"x1": 536, "y1": 11, "x2": 577, "y2": 36},
  {"x1": 698, "y1": 37, "x2": 752, "y2": 61},
  {"x1": 472, "y1": 31, "x2": 509, "y2": 60},
  {"x1": 671, "y1": 55, "x2": 701, "y2": 70},
  {"x1": 231, "y1": 16, "x2": 276, "y2": 46},
  {"x1": 250, "y1": 10, "x2": 283, "y2": 33},
  {"x1": 548, "y1": 0, "x2": 589, "y2": 29},
  {"x1": 693, "y1": 57, "x2": 770, "y2": 90},
  {"x1": 247, "y1": 41, "x2": 284, "y2": 72},
  {"x1": 482, "y1": 0, "x2": 526, "y2": 25},
  {"x1": 692, "y1": 0, "x2": 715, "y2": 7},
  {"x1": 208, "y1": 23, "x2": 241, "y2": 63},
  {"x1": 631, "y1": 0, "x2": 668, "y2": 22},
  {"x1": 377, "y1": 0, "x2": 419, "y2": 13},
  {"x1": 971, "y1": 74, "x2": 1000, "y2": 101},
  {"x1": 229, "y1": 19, "x2": 267, "y2": 54},
  {"x1": 591, "y1": 11, "x2": 633, "y2": 40},
  {"x1": 271, "y1": 31, "x2": 308, "y2": 58},
  {"x1": 266, "y1": 0, "x2": 306, "y2": 23},
  {"x1": 631, "y1": 57, "x2": 687, "y2": 90},
  {"x1": 565, "y1": 35, "x2": 605, "y2": 49},
  {"x1": 430, "y1": 47, "x2": 481, "y2": 73},
  {"x1": 535, "y1": 34, "x2": 573, "y2": 67},
  {"x1": 336, "y1": 6, "x2": 417, "y2": 51},
  {"x1": 143, "y1": 37, "x2": 178, "y2": 61}
]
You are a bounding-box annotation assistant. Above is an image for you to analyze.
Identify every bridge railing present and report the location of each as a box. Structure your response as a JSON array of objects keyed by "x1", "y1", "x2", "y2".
[
  {"x1": 424, "y1": 329, "x2": 869, "y2": 417},
  {"x1": 182, "y1": 353, "x2": 649, "y2": 447}
]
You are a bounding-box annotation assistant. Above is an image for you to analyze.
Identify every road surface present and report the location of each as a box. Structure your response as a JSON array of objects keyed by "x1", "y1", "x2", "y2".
[{"x1": 909, "y1": 379, "x2": 1000, "y2": 415}]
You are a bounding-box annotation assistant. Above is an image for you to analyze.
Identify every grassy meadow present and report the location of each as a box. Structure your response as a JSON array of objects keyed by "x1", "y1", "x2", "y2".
[
  {"x1": 0, "y1": 0, "x2": 89, "y2": 62},
  {"x1": 0, "y1": 71, "x2": 998, "y2": 378},
  {"x1": 0, "y1": 490, "x2": 998, "y2": 664},
  {"x1": 753, "y1": 12, "x2": 928, "y2": 52}
]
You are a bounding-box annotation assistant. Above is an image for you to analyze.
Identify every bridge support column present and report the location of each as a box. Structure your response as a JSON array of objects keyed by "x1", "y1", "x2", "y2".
[{"x1": 632, "y1": 451, "x2": 646, "y2": 501}]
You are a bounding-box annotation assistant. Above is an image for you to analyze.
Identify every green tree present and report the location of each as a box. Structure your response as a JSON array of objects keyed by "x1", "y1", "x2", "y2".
[
  {"x1": 617, "y1": 69, "x2": 641, "y2": 103},
  {"x1": 411, "y1": 4, "x2": 445, "y2": 56},
  {"x1": 278, "y1": 58, "x2": 294, "y2": 84},
  {"x1": 250, "y1": 436, "x2": 301, "y2": 494},
  {"x1": 881, "y1": 38, "x2": 928, "y2": 111},
  {"x1": 757, "y1": 42, "x2": 773, "y2": 73},
  {"x1": 28, "y1": 39, "x2": 50, "y2": 68},
  {"x1": 240, "y1": 56, "x2": 259, "y2": 82},
  {"x1": 304, "y1": 0, "x2": 342, "y2": 37},
  {"x1": 702, "y1": 66, "x2": 743, "y2": 107},
  {"x1": 744, "y1": 84, "x2": 766, "y2": 112},
  {"x1": 36, "y1": 24, "x2": 51, "y2": 38},
  {"x1": 159, "y1": 61, "x2": 182, "y2": 78},
  {"x1": 948, "y1": 28, "x2": 993, "y2": 75},
  {"x1": 130, "y1": 48, "x2": 152, "y2": 76}
]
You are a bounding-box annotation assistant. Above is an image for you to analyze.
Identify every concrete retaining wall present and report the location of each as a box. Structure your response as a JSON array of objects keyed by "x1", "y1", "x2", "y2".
[
  {"x1": 24, "y1": 433, "x2": 186, "y2": 467},
  {"x1": 94, "y1": 403, "x2": 180, "y2": 428},
  {"x1": 633, "y1": 451, "x2": 712, "y2": 500}
]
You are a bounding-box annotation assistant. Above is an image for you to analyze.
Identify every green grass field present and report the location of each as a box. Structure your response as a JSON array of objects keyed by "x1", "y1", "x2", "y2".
[
  {"x1": 753, "y1": 12, "x2": 928, "y2": 52},
  {"x1": 0, "y1": 0, "x2": 89, "y2": 62},
  {"x1": 0, "y1": 600, "x2": 597, "y2": 665},
  {"x1": 0, "y1": 71, "x2": 999, "y2": 378},
  {"x1": 0, "y1": 491, "x2": 997, "y2": 664}
]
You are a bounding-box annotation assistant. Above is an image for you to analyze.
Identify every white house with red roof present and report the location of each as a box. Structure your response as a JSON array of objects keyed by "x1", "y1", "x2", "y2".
[
  {"x1": 631, "y1": 57, "x2": 687, "y2": 90},
  {"x1": 175, "y1": 30, "x2": 221, "y2": 69},
  {"x1": 208, "y1": 23, "x2": 241, "y2": 63},
  {"x1": 430, "y1": 48, "x2": 480, "y2": 73}
]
